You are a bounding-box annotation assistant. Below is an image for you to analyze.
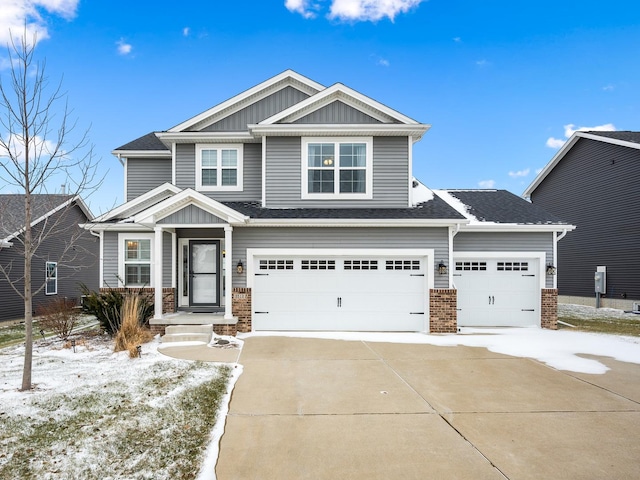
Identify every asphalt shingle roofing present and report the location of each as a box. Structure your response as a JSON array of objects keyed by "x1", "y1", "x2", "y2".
[
  {"x1": 587, "y1": 131, "x2": 640, "y2": 144},
  {"x1": 0, "y1": 194, "x2": 74, "y2": 237},
  {"x1": 114, "y1": 132, "x2": 168, "y2": 152},
  {"x1": 442, "y1": 190, "x2": 568, "y2": 224}
]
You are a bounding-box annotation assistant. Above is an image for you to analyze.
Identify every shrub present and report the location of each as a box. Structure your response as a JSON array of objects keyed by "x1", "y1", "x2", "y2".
[
  {"x1": 114, "y1": 294, "x2": 154, "y2": 358},
  {"x1": 37, "y1": 298, "x2": 80, "y2": 340},
  {"x1": 80, "y1": 284, "x2": 153, "y2": 335}
]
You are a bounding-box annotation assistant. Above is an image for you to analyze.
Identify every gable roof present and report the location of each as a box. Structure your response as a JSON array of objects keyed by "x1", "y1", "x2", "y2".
[
  {"x1": 524, "y1": 130, "x2": 640, "y2": 198},
  {"x1": 434, "y1": 189, "x2": 572, "y2": 231},
  {"x1": 0, "y1": 194, "x2": 93, "y2": 244}
]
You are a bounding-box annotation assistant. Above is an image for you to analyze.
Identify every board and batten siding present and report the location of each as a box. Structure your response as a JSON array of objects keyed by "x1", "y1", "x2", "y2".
[
  {"x1": 453, "y1": 232, "x2": 555, "y2": 288},
  {"x1": 231, "y1": 226, "x2": 449, "y2": 289},
  {"x1": 175, "y1": 143, "x2": 261, "y2": 202},
  {"x1": 531, "y1": 138, "x2": 640, "y2": 299},
  {"x1": 200, "y1": 86, "x2": 310, "y2": 132},
  {"x1": 293, "y1": 100, "x2": 383, "y2": 124},
  {"x1": 126, "y1": 158, "x2": 172, "y2": 201},
  {"x1": 265, "y1": 136, "x2": 409, "y2": 208},
  {"x1": 158, "y1": 205, "x2": 225, "y2": 225}
]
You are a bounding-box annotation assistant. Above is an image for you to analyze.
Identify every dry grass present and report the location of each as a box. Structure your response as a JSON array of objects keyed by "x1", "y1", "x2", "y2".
[{"x1": 114, "y1": 295, "x2": 154, "y2": 357}]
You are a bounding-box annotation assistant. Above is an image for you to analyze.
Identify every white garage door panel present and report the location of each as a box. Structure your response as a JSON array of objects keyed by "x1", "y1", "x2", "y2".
[
  {"x1": 252, "y1": 256, "x2": 427, "y2": 332},
  {"x1": 455, "y1": 258, "x2": 540, "y2": 327}
]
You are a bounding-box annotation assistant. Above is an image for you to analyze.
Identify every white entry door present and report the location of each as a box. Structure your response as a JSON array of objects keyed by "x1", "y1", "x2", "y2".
[
  {"x1": 455, "y1": 257, "x2": 541, "y2": 327},
  {"x1": 252, "y1": 253, "x2": 430, "y2": 332}
]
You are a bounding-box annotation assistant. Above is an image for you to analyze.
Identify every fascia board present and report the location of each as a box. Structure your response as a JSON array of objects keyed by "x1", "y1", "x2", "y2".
[
  {"x1": 111, "y1": 150, "x2": 171, "y2": 158},
  {"x1": 577, "y1": 132, "x2": 640, "y2": 150},
  {"x1": 93, "y1": 183, "x2": 181, "y2": 222},
  {"x1": 155, "y1": 132, "x2": 256, "y2": 145},
  {"x1": 259, "y1": 83, "x2": 420, "y2": 126},
  {"x1": 0, "y1": 240, "x2": 12, "y2": 248},
  {"x1": 245, "y1": 218, "x2": 468, "y2": 227},
  {"x1": 167, "y1": 70, "x2": 325, "y2": 133},
  {"x1": 249, "y1": 123, "x2": 430, "y2": 139},
  {"x1": 458, "y1": 223, "x2": 576, "y2": 233},
  {"x1": 81, "y1": 223, "x2": 153, "y2": 232}
]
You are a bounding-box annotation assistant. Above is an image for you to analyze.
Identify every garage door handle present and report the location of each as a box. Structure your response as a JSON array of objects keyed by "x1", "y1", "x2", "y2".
[
  {"x1": 254, "y1": 311, "x2": 269, "y2": 314},
  {"x1": 522, "y1": 274, "x2": 535, "y2": 277},
  {"x1": 337, "y1": 297, "x2": 342, "y2": 307},
  {"x1": 488, "y1": 296, "x2": 495, "y2": 305},
  {"x1": 255, "y1": 273, "x2": 269, "y2": 276},
  {"x1": 521, "y1": 309, "x2": 535, "y2": 312},
  {"x1": 410, "y1": 274, "x2": 425, "y2": 277},
  {"x1": 410, "y1": 312, "x2": 425, "y2": 315}
]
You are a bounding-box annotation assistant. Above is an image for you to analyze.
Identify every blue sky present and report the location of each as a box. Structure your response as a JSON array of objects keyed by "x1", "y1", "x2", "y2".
[{"x1": 1, "y1": 0, "x2": 638, "y2": 214}]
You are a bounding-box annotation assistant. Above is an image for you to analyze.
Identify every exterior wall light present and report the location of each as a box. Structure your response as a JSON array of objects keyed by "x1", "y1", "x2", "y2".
[
  {"x1": 546, "y1": 264, "x2": 557, "y2": 275},
  {"x1": 438, "y1": 261, "x2": 448, "y2": 275},
  {"x1": 237, "y1": 260, "x2": 244, "y2": 274}
]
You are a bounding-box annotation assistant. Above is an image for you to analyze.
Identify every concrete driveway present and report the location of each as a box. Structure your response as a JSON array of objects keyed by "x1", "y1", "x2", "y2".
[{"x1": 215, "y1": 336, "x2": 640, "y2": 479}]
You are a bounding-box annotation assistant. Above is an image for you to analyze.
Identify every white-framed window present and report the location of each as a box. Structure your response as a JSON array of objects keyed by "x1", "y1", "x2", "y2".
[
  {"x1": 196, "y1": 144, "x2": 243, "y2": 191},
  {"x1": 118, "y1": 233, "x2": 154, "y2": 287},
  {"x1": 301, "y1": 137, "x2": 373, "y2": 199},
  {"x1": 45, "y1": 261, "x2": 57, "y2": 295}
]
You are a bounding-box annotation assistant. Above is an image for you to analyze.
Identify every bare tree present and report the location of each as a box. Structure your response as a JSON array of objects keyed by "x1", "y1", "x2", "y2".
[{"x1": 0, "y1": 29, "x2": 101, "y2": 390}]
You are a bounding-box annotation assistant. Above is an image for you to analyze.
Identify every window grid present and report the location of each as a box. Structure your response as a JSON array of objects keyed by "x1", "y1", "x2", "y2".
[
  {"x1": 497, "y1": 262, "x2": 529, "y2": 272},
  {"x1": 455, "y1": 261, "x2": 487, "y2": 271},
  {"x1": 301, "y1": 259, "x2": 336, "y2": 270},
  {"x1": 305, "y1": 139, "x2": 369, "y2": 196},
  {"x1": 344, "y1": 260, "x2": 378, "y2": 270},
  {"x1": 259, "y1": 259, "x2": 294, "y2": 270},
  {"x1": 385, "y1": 260, "x2": 420, "y2": 271},
  {"x1": 124, "y1": 239, "x2": 151, "y2": 286}
]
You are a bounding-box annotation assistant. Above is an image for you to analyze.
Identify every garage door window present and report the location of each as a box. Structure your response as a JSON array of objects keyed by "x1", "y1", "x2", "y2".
[
  {"x1": 497, "y1": 262, "x2": 528, "y2": 271},
  {"x1": 259, "y1": 259, "x2": 294, "y2": 270},
  {"x1": 301, "y1": 259, "x2": 336, "y2": 270},
  {"x1": 344, "y1": 260, "x2": 378, "y2": 270},
  {"x1": 386, "y1": 260, "x2": 420, "y2": 270},
  {"x1": 456, "y1": 261, "x2": 487, "y2": 271}
]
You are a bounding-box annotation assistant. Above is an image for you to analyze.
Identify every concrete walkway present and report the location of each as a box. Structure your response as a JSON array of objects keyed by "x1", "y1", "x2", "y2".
[{"x1": 215, "y1": 336, "x2": 640, "y2": 479}]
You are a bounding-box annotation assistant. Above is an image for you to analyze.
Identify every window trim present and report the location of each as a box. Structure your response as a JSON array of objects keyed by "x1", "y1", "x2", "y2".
[
  {"x1": 118, "y1": 233, "x2": 155, "y2": 287},
  {"x1": 195, "y1": 143, "x2": 244, "y2": 192},
  {"x1": 45, "y1": 261, "x2": 57, "y2": 295},
  {"x1": 301, "y1": 137, "x2": 373, "y2": 200}
]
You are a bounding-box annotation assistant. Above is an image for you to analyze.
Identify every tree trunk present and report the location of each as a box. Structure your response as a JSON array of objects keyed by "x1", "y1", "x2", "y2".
[{"x1": 21, "y1": 193, "x2": 33, "y2": 391}]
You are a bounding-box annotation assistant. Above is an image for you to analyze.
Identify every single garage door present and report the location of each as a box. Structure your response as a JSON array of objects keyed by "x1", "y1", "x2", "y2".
[
  {"x1": 252, "y1": 255, "x2": 428, "y2": 331},
  {"x1": 455, "y1": 257, "x2": 540, "y2": 327}
]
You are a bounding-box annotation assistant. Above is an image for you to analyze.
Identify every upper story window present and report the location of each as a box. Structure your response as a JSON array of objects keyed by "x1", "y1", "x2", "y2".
[
  {"x1": 302, "y1": 137, "x2": 373, "y2": 199},
  {"x1": 196, "y1": 144, "x2": 243, "y2": 191}
]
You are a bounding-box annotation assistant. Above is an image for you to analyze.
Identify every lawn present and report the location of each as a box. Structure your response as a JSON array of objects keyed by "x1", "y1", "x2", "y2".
[
  {"x1": 558, "y1": 303, "x2": 640, "y2": 337},
  {"x1": 0, "y1": 326, "x2": 239, "y2": 480}
]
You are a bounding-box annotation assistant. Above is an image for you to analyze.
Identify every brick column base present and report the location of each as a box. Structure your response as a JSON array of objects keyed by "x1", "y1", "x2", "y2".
[
  {"x1": 232, "y1": 288, "x2": 252, "y2": 333},
  {"x1": 430, "y1": 289, "x2": 457, "y2": 334},
  {"x1": 541, "y1": 288, "x2": 558, "y2": 330}
]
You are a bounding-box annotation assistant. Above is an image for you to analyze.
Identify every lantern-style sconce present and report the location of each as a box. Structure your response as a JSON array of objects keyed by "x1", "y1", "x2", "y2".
[
  {"x1": 236, "y1": 260, "x2": 244, "y2": 274},
  {"x1": 438, "y1": 261, "x2": 448, "y2": 275},
  {"x1": 546, "y1": 264, "x2": 557, "y2": 275}
]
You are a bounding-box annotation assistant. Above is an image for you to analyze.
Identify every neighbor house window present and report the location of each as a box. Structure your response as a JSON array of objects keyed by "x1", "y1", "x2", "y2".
[
  {"x1": 302, "y1": 137, "x2": 373, "y2": 199},
  {"x1": 196, "y1": 144, "x2": 243, "y2": 191},
  {"x1": 45, "y1": 261, "x2": 57, "y2": 295}
]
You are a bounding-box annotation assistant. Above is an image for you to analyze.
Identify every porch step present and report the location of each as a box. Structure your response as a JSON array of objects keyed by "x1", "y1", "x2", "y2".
[{"x1": 161, "y1": 325, "x2": 213, "y2": 344}]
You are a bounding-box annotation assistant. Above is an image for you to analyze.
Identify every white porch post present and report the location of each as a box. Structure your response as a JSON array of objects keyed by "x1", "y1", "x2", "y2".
[
  {"x1": 154, "y1": 226, "x2": 163, "y2": 320},
  {"x1": 224, "y1": 225, "x2": 234, "y2": 320}
]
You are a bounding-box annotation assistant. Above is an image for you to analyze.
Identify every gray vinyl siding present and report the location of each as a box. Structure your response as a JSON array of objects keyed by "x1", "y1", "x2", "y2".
[
  {"x1": 0, "y1": 204, "x2": 98, "y2": 322},
  {"x1": 126, "y1": 158, "x2": 172, "y2": 201},
  {"x1": 293, "y1": 101, "x2": 383, "y2": 124},
  {"x1": 530, "y1": 138, "x2": 640, "y2": 299},
  {"x1": 163, "y1": 231, "x2": 172, "y2": 288},
  {"x1": 265, "y1": 136, "x2": 409, "y2": 208},
  {"x1": 158, "y1": 205, "x2": 225, "y2": 224},
  {"x1": 231, "y1": 226, "x2": 449, "y2": 289},
  {"x1": 175, "y1": 143, "x2": 261, "y2": 202},
  {"x1": 453, "y1": 232, "x2": 555, "y2": 288},
  {"x1": 200, "y1": 86, "x2": 310, "y2": 132}
]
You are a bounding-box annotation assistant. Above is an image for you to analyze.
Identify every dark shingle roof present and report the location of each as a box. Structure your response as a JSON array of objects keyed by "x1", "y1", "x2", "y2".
[
  {"x1": 114, "y1": 132, "x2": 169, "y2": 152},
  {"x1": 0, "y1": 194, "x2": 74, "y2": 237},
  {"x1": 441, "y1": 190, "x2": 568, "y2": 224},
  {"x1": 586, "y1": 131, "x2": 640, "y2": 144},
  {"x1": 223, "y1": 196, "x2": 466, "y2": 221}
]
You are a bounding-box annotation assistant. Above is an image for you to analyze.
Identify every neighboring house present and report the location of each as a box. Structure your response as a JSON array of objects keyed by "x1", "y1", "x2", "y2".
[
  {"x1": 0, "y1": 195, "x2": 99, "y2": 322},
  {"x1": 524, "y1": 131, "x2": 640, "y2": 309},
  {"x1": 85, "y1": 70, "x2": 572, "y2": 335}
]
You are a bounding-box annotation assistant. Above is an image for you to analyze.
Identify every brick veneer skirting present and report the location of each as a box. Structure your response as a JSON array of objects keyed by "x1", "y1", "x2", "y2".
[
  {"x1": 99, "y1": 287, "x2": 176, "y2": 315},
  {"x1": 541, "y1": 288, "x2": 558, "y2": 330},
  {"x1": 430, "y1": 289, "x2": 457, "y2": 333},
  {"x1": 232, "y1": 288, "x2": 252, "y2": 333}
]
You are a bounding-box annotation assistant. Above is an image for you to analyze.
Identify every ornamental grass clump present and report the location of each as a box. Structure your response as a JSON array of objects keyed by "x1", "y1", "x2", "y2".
[{"x1": 114, "y1": 294, "x2": 153, "y2": 358}]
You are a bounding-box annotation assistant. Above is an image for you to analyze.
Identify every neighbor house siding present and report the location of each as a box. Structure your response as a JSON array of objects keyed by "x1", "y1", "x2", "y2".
[
  {"x1": 231, "y1": 226, "x2": 449, "y2": 288},
  {"x1": 265, "y1": 136, "x2": 409, "y2": 208},
  {"x1": 453, "y1": 232, "x2": 555, "y2": 288},
  {"x1": 200, "y1": 86, "x2": 310, "y2": 132},
  {"x1": 126, "y1": 158, "x2": 172, "y2": 201},
  {"x1": 293, "y1": 100, "x2": 383, "y2": 124},
  {"x1": 175, "y1": 143, "x2": 261, "y2": 202},
  {"x1": 531, "y1": 138, "x2": 640, "y2": 299}
]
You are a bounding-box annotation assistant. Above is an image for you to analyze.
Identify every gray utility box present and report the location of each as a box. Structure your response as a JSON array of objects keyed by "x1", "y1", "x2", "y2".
[{"x1": 594, "y1": 271, "x2": 606, "y2": 293}]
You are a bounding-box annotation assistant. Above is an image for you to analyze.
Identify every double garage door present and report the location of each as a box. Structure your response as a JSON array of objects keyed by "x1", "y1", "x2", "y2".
[
  {"x1": 455, "y1": 256, "x2": 541, "y2": 327},
  {"x1": 252, "y1": 251, "x2": 430, "y2": 332}
]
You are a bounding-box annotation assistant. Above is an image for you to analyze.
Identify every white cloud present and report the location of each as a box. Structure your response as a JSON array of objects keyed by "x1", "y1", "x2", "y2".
[
  {"x1": 285, "y1": 0, "x2": 425, "y2": 22},
  {"x1": 478, "y1": 179, "x2": 495, "y2": 188},
  {"x1": 0, "y1": 0, "x2": 79, "y2": 46},
  {"x1": 475, "y1": 59, "x2": 489, "y2": 67},
  {"x1": 508, "y1": 168, "x2": 530, "y2": 178},
  {"x1": 546, "y1": 123, "x2": 616, "y2": 149},
  {"x1": 602, "y1": 84, "x2": 614, "y2": 91},
  {"x1": 182, "y1": 27, "x2": 190, "y2": 37},
  {"x1": 377, "y1": 57, "x2": 389, "y2": 67},
  {"x1": 453, "y1": 37, "x2": 461, "y2": 43},
  {"x1": 0, "y1": 132, "x2": 63, "y2": 163},
  {"x1": 116, "y1": 38, "x2": 132, "y2": 56}
]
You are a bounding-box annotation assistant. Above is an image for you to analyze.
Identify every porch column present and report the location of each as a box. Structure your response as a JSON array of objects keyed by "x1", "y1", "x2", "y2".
[
  {"x1": 154, "y1": 226, "x2": 163, "y2": 319},
  {"x1": 224, "y1": 225, "x2": 234, "y2": 320}
]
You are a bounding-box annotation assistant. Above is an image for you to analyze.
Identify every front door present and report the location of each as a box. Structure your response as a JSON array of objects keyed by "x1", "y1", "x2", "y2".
[{"x1": 189, "y1": 240, "x2": 220, "y2": 307}]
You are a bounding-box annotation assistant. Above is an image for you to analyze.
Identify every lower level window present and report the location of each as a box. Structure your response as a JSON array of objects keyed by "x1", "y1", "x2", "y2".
[
  {"x1": 46, "y1": 261, "x2": 57, "y2": 295},
  {"x1": 124, "y1": 239, "x2": 151, "y2": 286}
]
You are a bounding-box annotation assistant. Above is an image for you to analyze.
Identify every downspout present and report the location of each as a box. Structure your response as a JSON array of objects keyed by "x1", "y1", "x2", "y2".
[
  {"x1": 553, "y1": 229, "x2": 569, "y2": 289},
  {"x1": 449, "y1": 223, "x2": 461, "y2": 288}
]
